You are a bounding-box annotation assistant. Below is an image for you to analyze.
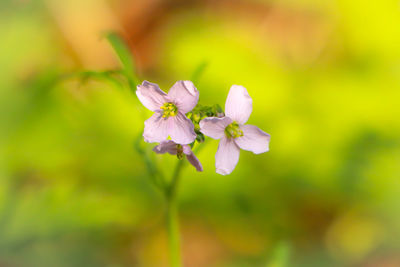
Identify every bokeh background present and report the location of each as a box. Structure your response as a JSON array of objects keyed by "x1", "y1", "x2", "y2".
[{"x1": 1, "y1": 0, "x2": 400, "y2": 266}]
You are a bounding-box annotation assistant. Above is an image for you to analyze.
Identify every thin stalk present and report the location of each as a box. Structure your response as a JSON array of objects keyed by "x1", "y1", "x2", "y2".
[
  {"x1": 165, "y1": 159, "x2": 184, "y2": 267},
  {"x1": 134, "y1": 134, "x2": 166, "y2": 191}
]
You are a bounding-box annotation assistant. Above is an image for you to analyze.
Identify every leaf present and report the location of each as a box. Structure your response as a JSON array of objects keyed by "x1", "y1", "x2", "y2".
[
  {"x1": 105, "y1": 32, "x2": 138, "y2": 90},
  {"x1": 78, "y1": 70, "x2": 124, "y2": 87},
  {"x1": 190, "y1": 61, "x2": 208, "y2": 84}
]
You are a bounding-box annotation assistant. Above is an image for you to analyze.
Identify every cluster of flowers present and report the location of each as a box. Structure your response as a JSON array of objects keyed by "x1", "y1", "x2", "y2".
[{"x1": 136, "y1": 80, "x2": 270, "y2": 175}]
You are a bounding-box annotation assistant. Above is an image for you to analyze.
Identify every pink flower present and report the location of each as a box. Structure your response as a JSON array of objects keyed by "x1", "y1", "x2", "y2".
[
  {"x1": 199, "y1": 85, "x2": 270, "y2": 175},
  {"x1": 153, "y1": 140, "x2": 203, "y2": 172},
  {"x1": 136, "y1": 80, "x2": 199, "y2": 144}
]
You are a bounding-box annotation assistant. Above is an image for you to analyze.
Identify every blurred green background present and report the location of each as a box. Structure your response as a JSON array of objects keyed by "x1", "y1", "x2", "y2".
[{"x1": 1, "y1": 0, "x2": 400, "y2": 266}]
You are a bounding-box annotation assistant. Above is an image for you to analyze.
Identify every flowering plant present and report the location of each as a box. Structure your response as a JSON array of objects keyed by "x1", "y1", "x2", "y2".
[
  {"x1": 135, "y1": 80, "x2": 270, "y2": 266},
  {"x1": 100, "y1": 33, "x2": 270, "y2": 267},
  {"x1": 137, "y1": 80, "x2": 270, "y2": 175}
]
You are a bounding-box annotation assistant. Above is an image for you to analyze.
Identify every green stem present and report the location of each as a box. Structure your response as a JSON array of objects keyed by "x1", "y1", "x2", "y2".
[
  {"x1": 167, "y1": 196, "x2": 181, "y2": 267},
  {"x1": 166, "y1": 159, "x2": 184, "y2": 267},
  {"x1": 134, "y1": 134, "x2": 166, "y2": 191}
]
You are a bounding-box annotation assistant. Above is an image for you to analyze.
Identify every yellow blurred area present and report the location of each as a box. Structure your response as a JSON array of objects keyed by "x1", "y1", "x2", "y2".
[
  {"x1": 325, "y1": 212, "x2": 383, "y2": 262},
  {"x1": 0, "y1": 0, "x2": 400, "y2": 266}
]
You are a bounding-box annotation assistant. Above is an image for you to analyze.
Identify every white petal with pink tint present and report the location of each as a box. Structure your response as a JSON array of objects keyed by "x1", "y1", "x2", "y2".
[
  {"x1": 143, "y1": 112, "x2": 170, "y2": 143},
  {"x1": 199, "y1": 117, "x2": 232, "y2": 139},
  {"x1": 186, "y1": 152, "x2": 203, "y2": 172},
  {"x1": 225, "y1": 85, "x2": 252, "y2": 124},
  {"x1": 169, "y1": 113, "x2": 196, "y2": 144},
  {"x1": 168, "y1": 81, "x2": 199, "y2": 114},
  {"x1": 136, "y1": 81, "x2": 169, "y2": 111},
  {"x1": 182, "y1": 145, "x2": 203, "y2": 172},
  {"x1": 182, "y1": 145, "x2": 192, "y2": 155},
  {"x1": 215, "y1": 137, "x2": 240, "y2": 175},
  {"x1": 153, "y1": 140, "x2": 178, "y2": 155},
  {"x1": 234, "y1": 125, "x2": 270, "y2": 154}
]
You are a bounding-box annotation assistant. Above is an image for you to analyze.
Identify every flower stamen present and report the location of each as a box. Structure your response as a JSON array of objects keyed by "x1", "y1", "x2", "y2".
[
  {"x1": 161, "y1": 102, "x2": 178, "y2": 118},
  {"x1": 224, "y1": 121, "x2": 243, "y2": 138}
]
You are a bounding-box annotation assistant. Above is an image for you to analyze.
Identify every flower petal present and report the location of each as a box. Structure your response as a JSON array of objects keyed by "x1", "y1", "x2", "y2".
[
  {"x1": 143, "y1": 112, "x2": 170, "y2": 143},
  {"x1": 169, "y1": 113, "x2": 196, "y2": 144},
  {"x1": 153, "y1": 140, "x2": 178, "y2": 155},
  {"x1": 215, "y1": 136, "x2": 240, "y2": 175},
  {"x1": 182, "y1": 145, "x2": 192, "y2": 155},
  {"x1": 225, "y1": 85, "x2": 252, "y2": 124},
  {"x1": 199, "y1": 117, "x2": 232, "y2": 140},
  {"x1": 234, "y1": 125, "x2": 270, "y2": 154},
  {"x1": 168, "y1": 81, "x2": 199, "y2": 113},
  {"x1": 182, "y1": 145, "x2": 203, "y2": 172},
  {"x1": 136, "y1": 81, "x2": 169, "y2": 111}
]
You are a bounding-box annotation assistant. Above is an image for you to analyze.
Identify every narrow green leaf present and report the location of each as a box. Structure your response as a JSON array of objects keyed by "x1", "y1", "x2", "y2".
[
  {"x1": 106, "y1": 32, "x2": 138, "y2": 89},
  {"x1": 190, "y1": 61, "x2": 208, "y2": 84}
]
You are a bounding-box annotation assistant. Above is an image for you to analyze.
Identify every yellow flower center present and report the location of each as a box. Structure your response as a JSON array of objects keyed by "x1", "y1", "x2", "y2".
[
  {"x1": 225, "y1": 121, "x2": 243, "y2": 138},
  {"x1": 160, "y1": 102, "x2": 178, "y2": 118}
]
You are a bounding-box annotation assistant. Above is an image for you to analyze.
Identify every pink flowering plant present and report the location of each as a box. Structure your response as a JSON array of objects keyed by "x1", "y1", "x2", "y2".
[
  {"x1": 137, "y1": 81, "x2": 198, "y2": 144},
  {"x1": 137, "y1": 80, "x2": 270, "y2": 175},
  {"x1": 135, "y1": 80, "x2": 270, "y2": 266},
  {"x1": 200, "y1": 85, "x2": 271, "y2": 175},
  {"x1": 153, "y1": 140, "x2": 203, "y2": 172},
  {"x1": 99, "y1": 34, "x2": 270, "y2": 267}
]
